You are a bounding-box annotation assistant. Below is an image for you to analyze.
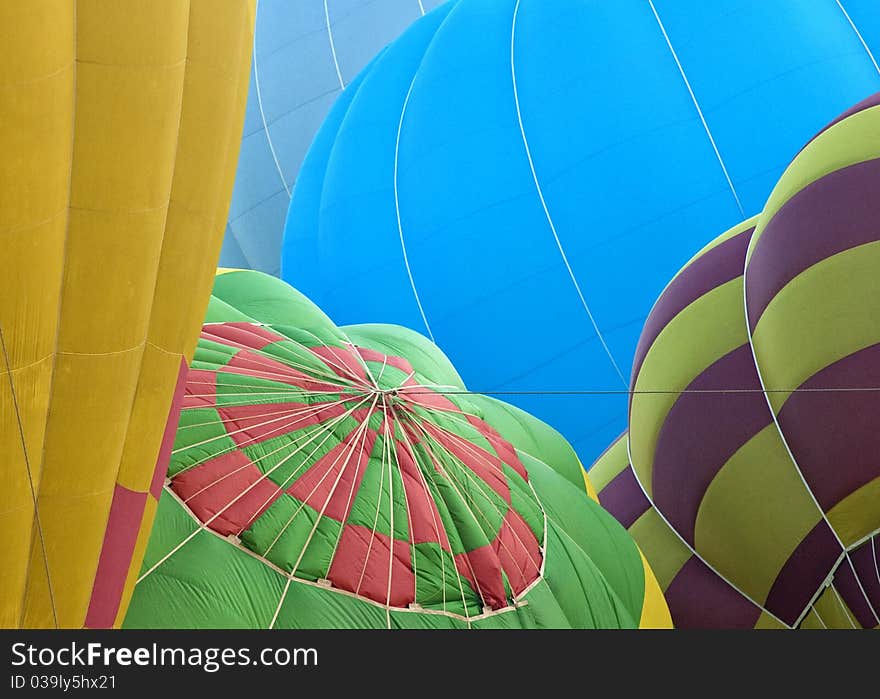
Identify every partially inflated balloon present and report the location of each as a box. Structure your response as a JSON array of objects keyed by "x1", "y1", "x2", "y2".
[
  {"x1": 0, "y1": 2, "x2": 255, "y2": 628},
  {"x1": 220, "y1": 0, "x2": 446, "y2": 273},
  {"x1": 282, "y1": 0, "x2": 880, "y2": 465},
  {"x1": 591, "y1": 94, "x2": 880, "y2": 628},
  {"x1": 124, "y1": 270, "x2": 670, "y2": 629}
]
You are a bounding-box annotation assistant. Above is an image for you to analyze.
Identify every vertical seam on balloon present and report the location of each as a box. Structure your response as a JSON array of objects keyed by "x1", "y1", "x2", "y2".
[
  {"x1": 647, "y1": 0, "x2": 746, "y2": 218},
  {"x1": 22, "y1": 1, "x2": 79, "y2": 630},
  {"x1": 742, "y1": 252, "x2": 880, "y2": 628},
  {"x1": 253, "y1": 0, "x2": 292, "y2": 200},
  {"x1": 511, "y1": 0, "x2": 628, "y2": 388},
  {"x1": 831, "y1": 583, "x2": 858, "y2": 628},
  {"x1": 624, "y1": 435, "x2": 791, "y2": 628},
  {"x1": 394, "y1": 75, "x2": 436, "y2": 343},
  {"x1": 872, "y1": 537, "x2": 880, "y2": 591},
  {"x1": 83, "y1": 1, "x2": 196, "y2": 628},
  {"x1": 810, "y1": 605, "x2": 827, "y2": 629},
  {"x1": 324, "y1": 0, "x2": 346, "y2": 89},
  {"x1": 835, "y1": 0, "x2": 880, "y2": 75}
]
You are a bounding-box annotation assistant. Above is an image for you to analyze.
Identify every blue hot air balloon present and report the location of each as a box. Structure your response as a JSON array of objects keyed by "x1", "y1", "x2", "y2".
[
  {"x1": 281, "y1": 0, "x2": 880, "y2": 464},
  {"x1": 220, "y1": 0, "x2": 444, "y2": 273}
]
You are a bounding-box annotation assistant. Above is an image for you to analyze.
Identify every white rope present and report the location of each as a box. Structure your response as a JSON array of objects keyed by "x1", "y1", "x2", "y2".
[
  {"x1": 324, "y1": 0, "x2": 346, "y2": 89},
  {"x1": 510, "y1": 0, "x2": 627, "y2": 387},
  {"x1": 647, "y1": 0, "x2": 745, "y2": 217},
  {"x1": 836, "y1": 0, "x2": 880, "y2": 75}
]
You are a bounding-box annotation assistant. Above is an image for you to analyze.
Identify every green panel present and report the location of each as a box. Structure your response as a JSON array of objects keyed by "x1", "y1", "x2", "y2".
[{"x1": 126, "y1": 495, "x2": 285, "y2": 629}]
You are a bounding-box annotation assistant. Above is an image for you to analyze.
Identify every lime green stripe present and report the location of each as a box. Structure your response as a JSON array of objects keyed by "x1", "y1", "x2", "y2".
[
  {"x1": 693, "y1": 424, "x2": 821, "y2": 604},
  {"x1": 667, "y1": 215, "x2": 759, "y2": 287},
  {"x1": 589, "y1": 433, "x2": 629, "y2": 492},
  {"x1": 827, "y1": 475, "x2": 880, "y2": 547},
  {"x1": 747, "y1": 105, "x2": 880, "y2": 262},
  {"x1": 751, "y1": 241, "x2": 880, "y2": 412},
  {"x1": 628, "y1": 507, "x2": 690, "y2": 590},
  {"x1": 630, "y1": 278, "x2": 747, "y2": 495}
]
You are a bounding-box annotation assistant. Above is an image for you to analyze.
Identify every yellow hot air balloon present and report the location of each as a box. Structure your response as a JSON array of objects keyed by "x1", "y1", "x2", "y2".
[{"x1": 0, "y1": 0, "x2": 255, "y2": 628}]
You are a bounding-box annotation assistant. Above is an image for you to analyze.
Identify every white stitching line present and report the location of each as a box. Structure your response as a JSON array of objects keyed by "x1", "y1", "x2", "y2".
[
  {"x1": 624, "y1": 434, "x2": 791, "y2": 628},
  {"x1": 511, "y1": 0, "x2": 627, "y2": 388},
  {"x1": 742, "y1": 250, "x2": 880, "y2": 628},
  {"x1": 324, "y1": 0, "x2": 346, "y2": 89},
  {"x1": 835, "y1": 0, "x2": 880, "y2": 75},
  {"x1": 253, "y1": 0, "x2": 291, "y2": 199},
  {"x1": 394, "y1": 75, "x2": 435, "y2": 343},
  {"x1": 648, "y1": 0, "x2": 745, "y2": 218}
]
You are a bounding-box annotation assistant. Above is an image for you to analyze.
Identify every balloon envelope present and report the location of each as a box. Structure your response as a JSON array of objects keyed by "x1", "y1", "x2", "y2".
[
  {"x1": 592, "y1": 93, "x2": 880, "y2": 629},
  {"x1": 282, "y1": 0, "x2": 880, "y2": 464},
  {"x1": 124, "y1": 270, "x2": 671, "y2": 629},
  {"x1": 0, "y1": 2, "x2": 255, "y2": 628},
  {"x1": 220, "y1": 0, "x2": 446, "y2": 273}
]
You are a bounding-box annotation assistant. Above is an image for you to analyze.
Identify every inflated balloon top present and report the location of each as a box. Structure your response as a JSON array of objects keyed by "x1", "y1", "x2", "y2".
[
  {"x1": 221, "y1": 0, "x2": 446, "y2": 273},
  {"x1": 124, "y1": 270, "x2": 671, "y2": 629},
  {"x1": 591, "y1": 93, "x2": 880, "y2": 629},
  {"x1": 0, "y1": 2, "x2": 255, "y2": 628},
  {"x1": 280, "y1": 0, "x2": 880, "y2": 464}
]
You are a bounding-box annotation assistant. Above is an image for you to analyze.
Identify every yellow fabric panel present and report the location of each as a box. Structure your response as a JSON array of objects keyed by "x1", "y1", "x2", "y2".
[
  {"x1": 582, "y1": 470, "x2": 598, "y2": 503},
  {"x1": 586, "y1": 433, "x2": 628, "y2": 492},
  {"x1": 116, "y1": 346, "x2": 181, "y2": 491},
  {"x1": 693, "y1": 425, "x2": 821, "y2": 605},
  {"x1": 630, "y1": 279, "x2": 746, "y2": 496},
  {"x1": 746, "y1": 105, "x2": 880, "y2": 261},
  {"x1": 216, "y1": 267, "x2": 242, "y2": 276},
  {"x1": 826, "y1": 476, "x2": 880, "y2": 548},
  {"x1": 32, "y1": 349, "x2": 144, "y2": 625},
  {"x1": 638, "y1": 550, "x2": 673, "y2": 629},
  {"x1": 3, "y1": 0, "x2": 255, "y2": 629},
  {"x1": 754, "y1": 611, "x2": 788, "y2": 629},
  {"x1": 113, "y1": 494, "x2": 159, "y2": 628},
  {"x1": 751, "y1": 241, "x2": 880, "y2": 412},
  {"x1": 0, "y1": 358, "x2": 53, "y2": 627},
  {"x1": 0, "y1": 2, "x2": 75, "y2": 628},
  {"x1": 57, "y1": 207, "x2": 169, "y2": 352},
  {"x1": 76, "y1": 1, "x2": 190, "y2": 65},
  {"x1": 628, "y1": 507, "x2": 690, "y2": 590}
]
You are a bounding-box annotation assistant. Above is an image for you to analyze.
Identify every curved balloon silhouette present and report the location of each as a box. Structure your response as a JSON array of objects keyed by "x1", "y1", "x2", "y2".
[
  {"x1": 220, "y1": 0, "x2": 446, "y2": 273},
  {"x1": 0, "y1": 3, "x2": 255, "y2": 628},
  {"x1": 281, "y1": 0, "x2": 880, "y2": 464},
  {"x1": 591, "y1": 93, "x2": 880, "y2": 629},
  {"x1": 124, "y1": 269, "x2": 671, "y2": 629}
]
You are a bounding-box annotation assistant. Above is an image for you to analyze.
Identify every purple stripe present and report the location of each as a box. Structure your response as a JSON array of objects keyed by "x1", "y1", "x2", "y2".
[
  {"x1": 664, "y1": 556, "x2": 761, "y2": 629},
  {"x1": 802, "y1": 92, "x2": 880, "y2": 151},
  {"x1": 746, "y1": 158, "x2": 880, "y2": 330},
  {"x1": 631, "y1": 228, "x2": 753, "y2": 386},
  {"x1": 776, "y1": 343, "x2": 880, "y2": 512},
  {"x1": 765, "y1": 520, "x2": 840, "y2": 626},
  {"x1": 845, "y1": 536, "x2": 880, "y2": 625},
  {"x1": 833, "y1": 556, "x2": 878, "y2": 629},
  {"x1": 652, "y1": 344, "x2": 771, "y2": 545},
  {"x1": 597, "y1": 466, "x2": 650, "y2": 530}
]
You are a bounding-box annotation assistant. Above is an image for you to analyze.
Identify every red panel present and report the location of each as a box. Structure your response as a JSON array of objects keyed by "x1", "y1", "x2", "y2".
[
  {"x1": 418, "y1": 420, "x2": 510, "y2": 503},
  {"x1": 465, "y1": 414, "x2": 528, "y2": 481},
  {"x1": 183, "y1": 369, "x2": 217, "y2": 409},
  {"x1": 286, "y1": 422, "x2": 378, "y2": 522},
  {"x1": 328, "y1": 525, "x2": 415, "y2": 607},
  {"x1": 455, "y1": 544, "x2": 507, "y2": 610},
  {"x1": 201, "y1": 322, "x2": 288, "y2": 350},
  {"x1": 151, "y1": 357, "x2": 189, "y2": 499},
  {"x1": 171, "y1": 450, "x2": 282, "y2": 536},
  {"x1": 493, "y1": 508, "x2": 541, "y2": 596},
  {"x1": 84, "y1": 485, "x2": 148, "y2": 628}
]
